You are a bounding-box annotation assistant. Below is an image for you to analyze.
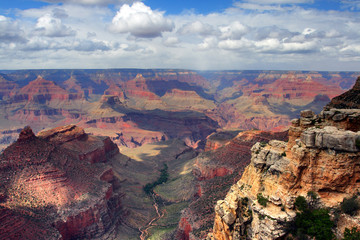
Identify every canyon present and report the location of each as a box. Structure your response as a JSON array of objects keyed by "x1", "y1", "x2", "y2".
[
  {"x1": 0, "y1": 70, "x2": 358, "y2": 150},
  {"x1": 0, "y1": 69, "x2": 359, "y2": 240}
]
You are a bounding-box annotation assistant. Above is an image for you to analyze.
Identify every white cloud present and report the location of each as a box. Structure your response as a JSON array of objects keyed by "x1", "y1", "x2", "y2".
[
  {"x1": 198, "y1": 37, "x2": 218, "y2": 50},
  {"x1": 219, "y1": 21, "x2": 249, "y2": 40},
  {"x1": 0, "y1": 16, "x2": 27, "y2": 43},
  {"x1": 35, "y1": 13, "x2": 76, "y2": 37},
  {"x1": 178, "y1": 21, "x2": 215, "y2": 36},
  {"x1": 163, "y1": 36, "x2": 180, "y2": 47},
  {"x1": 218, "y1": 38, "x2": 253, "y2": 50},
  {"x1": 110, "y1": 2, "x2": 174, "y2": 38},
  {"x1": 0, "y1": 1, "x2": 360, "y2": 71}
]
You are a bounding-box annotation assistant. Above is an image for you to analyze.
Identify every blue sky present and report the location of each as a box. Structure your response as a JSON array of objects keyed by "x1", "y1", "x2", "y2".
[
  {"x1": 0, "y1": 0, "x2": 352, "y2": 14},
  {"x1": 0, "y1": 0, "x2": 360, "y2": 70}
]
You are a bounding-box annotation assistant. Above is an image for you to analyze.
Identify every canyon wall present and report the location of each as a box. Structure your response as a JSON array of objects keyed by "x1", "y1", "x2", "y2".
[{"x1": 209, "y1": 78, "x2": 360, "y2": 240}]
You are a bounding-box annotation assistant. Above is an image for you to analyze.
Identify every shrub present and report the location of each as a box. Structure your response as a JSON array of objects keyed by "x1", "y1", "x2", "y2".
[
  {"x1": 143, "y1": 163, "x2": 169, "y2": 195},
  {"x1": 281, "y1": 152, "x2": 287, "y2": 157},
  {"x1": 289, "y1": 194, "x2": 334, "y2": 240},
  {"x1": 294, "y1": 196, "x2": 307, "y2": 212},
  {"x1": 260, "y1": 141, "x2": 267, "y2": 147},
  {"x1": 341, "y1": 196, "x2": 359, "y2": 216},
  {"x1": 257, "y1": 193, "x2": 268, "y2": 207},
  {"x1": 295, "y1": 208, "x2": 334, "y2": 240},
  {"x1": 343, "y1": 227, "x2": 360, "y2": 240}
]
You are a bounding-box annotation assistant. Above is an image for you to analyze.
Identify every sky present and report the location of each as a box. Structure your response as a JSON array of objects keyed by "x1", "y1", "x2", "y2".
[{"x1": 0, "y1": 0, "x2": 360, "y2": 71}]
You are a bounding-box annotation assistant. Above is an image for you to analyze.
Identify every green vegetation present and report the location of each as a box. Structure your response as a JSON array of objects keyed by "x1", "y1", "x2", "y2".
[
  {"x1": 294, "y1": 196, "x2": 307, "y2": 212},
  {"x1": 340, "y1": 195, "x2": 359, "y2": 216},
  {"x1": 343, "y1": 227, "x2": 360, "y2": 240},
  {"x1": 356, "y1": 138, "x2": 360, "y2": 149},
  {"x1": 143, "y1": 163, "x2": 169, "y2": 195},
  {"x1": 281, "y1": 151, "x2": 287, "y2": 157},
  {"x1": 289, "y1": 194, "x2": 334, "y2": 240},
  {"x1": 257, "y1": 193, "x2": 268, "y2": 207}
]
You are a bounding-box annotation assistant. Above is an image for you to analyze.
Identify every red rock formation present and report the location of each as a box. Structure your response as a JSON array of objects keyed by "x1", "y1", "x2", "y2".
[
  {"x1": 0, "y1": 125, "x2": 122, "y2": 240},
  {"x1": 122, "y1": 74, "x2": 162, "y2": 101},
  {"x1": 14, "y1": 76, "x2": 82, "y2": 103},
  {"x1": 104, "y1": 84, "x2": 126, "y2": 102}
]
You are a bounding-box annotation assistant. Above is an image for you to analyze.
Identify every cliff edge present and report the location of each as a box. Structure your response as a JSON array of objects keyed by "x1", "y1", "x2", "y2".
[{"x1": 209, "y1": 77, "x2": 360, "y2": 240}]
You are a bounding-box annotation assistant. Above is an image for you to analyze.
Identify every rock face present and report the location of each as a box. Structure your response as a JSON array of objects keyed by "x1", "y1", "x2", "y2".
[
  {"x1": 326, "y1": 76, "x2": 360, "y2": 109},
  {"x1": 209, "y1": 80, "x2": 360, "y2": 240},
  {"x1": 0, "y1": 125, "x2": 122, "y2": 240},
  {"x1": 175, "y1": 130, "x2": 288, "y2": 239}
]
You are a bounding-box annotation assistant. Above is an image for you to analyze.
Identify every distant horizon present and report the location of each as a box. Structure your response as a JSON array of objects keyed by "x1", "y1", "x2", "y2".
[{"x1": 1, "y1": 68, "x2": 360, "y2": 73}]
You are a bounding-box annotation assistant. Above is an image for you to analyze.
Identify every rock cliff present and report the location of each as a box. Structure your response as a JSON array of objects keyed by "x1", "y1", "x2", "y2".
[
  {"x1": 209, "y1": 77, "x2": 360, "y2": 240},
  {"x1": 0, "y1": 125, "x2": 123, "y2": 240},
  {"x1": 175, "y1": 130, "x2": 288, "y2": 239}
]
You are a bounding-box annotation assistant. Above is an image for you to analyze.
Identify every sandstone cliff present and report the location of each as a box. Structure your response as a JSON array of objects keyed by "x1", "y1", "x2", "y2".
[{"x1": 209, "y1": 78, "x2": 360, "y2": 240}]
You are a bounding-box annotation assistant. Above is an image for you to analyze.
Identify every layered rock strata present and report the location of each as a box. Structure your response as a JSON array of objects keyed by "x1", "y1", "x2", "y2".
[
  {"x1": 0, "y1": 125, "x2": 122, "y2": 240},
  {"x1": 209, "y1": 78, "x2": 360, "y2": 240}
]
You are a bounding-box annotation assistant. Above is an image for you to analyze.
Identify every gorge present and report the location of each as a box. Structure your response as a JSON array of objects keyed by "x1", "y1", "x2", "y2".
[{"x1": 0, "y1": 70, "x2": 359, "y2": 240}]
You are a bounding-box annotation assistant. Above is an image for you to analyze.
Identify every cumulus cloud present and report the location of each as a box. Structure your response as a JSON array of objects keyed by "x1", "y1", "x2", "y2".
[
  {"x1": 52, "y1": 8, "x2": 69, "y2": 19},
  {"x1": 35, "y1": 13, "x2": 76, "y2": 37},
  {"x1": 219, "y1": 21, "x2": 249, "y2": 40},
  {"x1": 0, "y1": 16, "x2": 27, "y2": 43},
  {"x1": 110, "y1": 2, "x2": 174, "y2": 38},
  {"x1": 1, "y1": 0, "x2": 360, "y2": 70},
  {"x1": 198, "y1": 37, "x2": 218, "y2": 50},
  {"x1": 178, "y1": 21, "x2": 215, "y2": 36},
  {"x1": 218, "y1": 38, "x2": 253, "y2": 50}
]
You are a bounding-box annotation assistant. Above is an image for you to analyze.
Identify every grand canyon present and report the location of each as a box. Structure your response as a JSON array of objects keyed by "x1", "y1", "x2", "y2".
[{"x1": 0, "y1": 69, "x2": 359, "y2": 240}]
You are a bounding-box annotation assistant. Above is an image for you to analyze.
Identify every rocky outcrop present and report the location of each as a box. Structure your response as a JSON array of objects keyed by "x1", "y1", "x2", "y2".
[
  {"x1": 301, "y1": 126, "x2": 360, "y2": 152},
  {"x1": 204, "y1": 131, "x2": 241, "y2": 151},
  {"x1": 176, "y1": 130, "x2": 288, "y2": 239},
  {"x1": 0, "y1": 125, "x2": 122, "y2": 240},
  {"x1": 104, "y1": 84, "x2": 126, "y2": 102},
  {"x1": 326, "y1": 76, "x2": 360, "y2": 109},
  {"x1": 209, "y1": 80, "x2": 360, "y2": 240}
]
